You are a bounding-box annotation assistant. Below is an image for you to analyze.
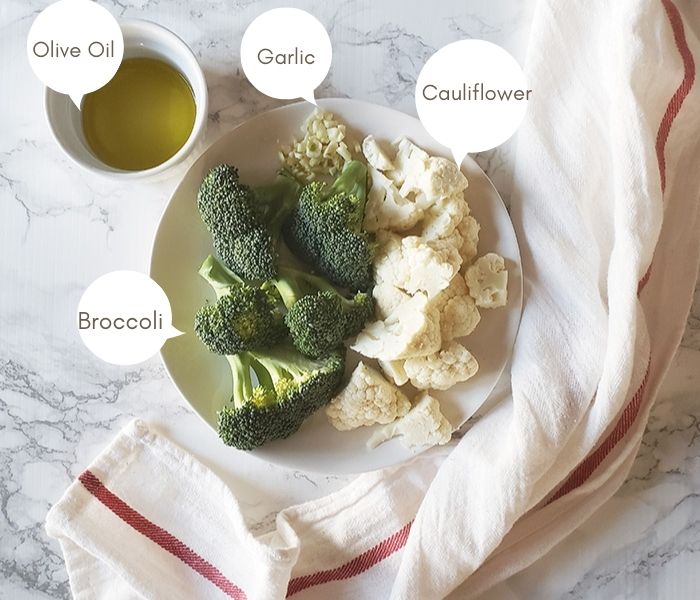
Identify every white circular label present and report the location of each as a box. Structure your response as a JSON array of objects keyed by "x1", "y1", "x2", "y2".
[
  {"x1": 415, "y1": 39, "x2": 530, "y2": 164},
  {"x1": 27, "y1": 0, "x2": 124, "y2": 108},
  {"x1": 240, "y1": 8, "x2": 332, "y2": 105},
  {"x1": 77, "y1": 271, "x2": 183, "y2": 366}
]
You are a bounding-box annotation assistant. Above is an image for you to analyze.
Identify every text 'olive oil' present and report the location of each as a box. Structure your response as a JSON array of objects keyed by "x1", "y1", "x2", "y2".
[{"x1": 82, "y1": 57, "x2": 196, "y2": 171}]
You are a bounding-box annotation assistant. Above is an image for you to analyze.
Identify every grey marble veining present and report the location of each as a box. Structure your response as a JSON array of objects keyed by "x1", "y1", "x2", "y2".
[{"x1": 1, "y1": 1, "x2": 698, "y2": 599}]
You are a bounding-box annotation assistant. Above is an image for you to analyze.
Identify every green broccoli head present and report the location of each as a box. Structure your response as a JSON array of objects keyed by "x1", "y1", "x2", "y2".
[
  {"x1": 213, "y1": 228, "x2": 277, "y2": 282},
  {"x1": 284, "y1": 289, "x2": 374, "y2": 358},
  {"x1": 341, "y1": 291, "x2": 374, "y2": 338},
  {"x1": 197, "y1": 165, "x2": 258, "y2": 233},
  {"x1": 283, "y1": 160, "x2": 373, "y2": 290},
  {"x1": 284, "y1": 291, "x2": 345, "y2": 358},
  {"x1": 316, "y1": 229, "x2": 374, "y2": 291},
  {"x1": 197, "y1": 165, "x2": 300, "y2": 280},
  {"x1": 194, "y1": 256, "x2": 286, "y2": 354},
  {"x1": 194, "y1": 286, "x2": 286, "y2": 355},
  {"x1": 217, "y1": 346, "x2": 345, "y2": 450},
  {"x1": 268, "y1": 266, "x2": 374, "y2": 358}
]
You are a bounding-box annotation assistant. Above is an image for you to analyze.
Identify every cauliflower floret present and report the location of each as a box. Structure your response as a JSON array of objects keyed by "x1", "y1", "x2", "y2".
[
  {"x1": 364, "y1": 167, "x2": 424, "y2": 233},
  {"x1": 417, "y1": 157, "x2": 468, "y2": 203},
  {"x1": 374, "y1": 232, "x2": 457, "y2": 298},
  {"x1": 362, "y1": 135, "x2": 394, "y2": 171},
  {"x1": 427, "y1": 228, "x2": 464, "y2": 274},
  {"x1": 430, "y1": 225, "x2": 463, "y2": 250},
  {"x1": 457, "y1": 215, "x2": 480, "y2": 267},
  {"x1": 386, "y1": 137, "x2": 429, "y2": 189},
  {"x1": 326, "y1": 362, "x2": 411, "y2": 431},
  {"x1": 404, "y1": 341, "x2": 479, "y2": 390},
  {"x1": 421, "y1": 193, "x2": 469, "y2": 241},
  {"x1": 373, "y1": 282, "x2": 411, "y2": 319},
  {"x1": 367, "y1": 392, "x2": 453, "y2": 449},
  {"x1": 465, "y1": 253, "x2": 508, "y2": 308},
  {"x1": 378, "y1": 359, "x2": 409, "y2": 386},
  {"x1": 352, "y1": 292, "x2": 441, "y2": 360},
  {"x1": 432, "y1": 275, "x2": 481, "y2": 340}
]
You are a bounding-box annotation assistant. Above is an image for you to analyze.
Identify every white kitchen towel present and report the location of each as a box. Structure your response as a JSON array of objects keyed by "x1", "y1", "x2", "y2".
[{"x1": 46, "y1": 0, "x2": 700, "y2": 599}]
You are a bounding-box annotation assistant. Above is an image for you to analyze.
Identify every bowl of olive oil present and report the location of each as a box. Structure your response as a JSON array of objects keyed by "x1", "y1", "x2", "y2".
[{"x1": 45, "y1": 20, "x2": 208, "y2": 179}]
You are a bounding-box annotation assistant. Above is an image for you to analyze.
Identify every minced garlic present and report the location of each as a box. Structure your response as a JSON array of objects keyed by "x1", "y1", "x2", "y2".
[{"x1": 278, "y1": 110, "x2": 360, "y2": 182}]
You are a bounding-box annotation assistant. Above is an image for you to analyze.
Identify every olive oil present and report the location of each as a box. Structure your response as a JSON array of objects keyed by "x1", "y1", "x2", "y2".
[{"x1": 82, "y1": 57, "x2": 196, "y2": 171}]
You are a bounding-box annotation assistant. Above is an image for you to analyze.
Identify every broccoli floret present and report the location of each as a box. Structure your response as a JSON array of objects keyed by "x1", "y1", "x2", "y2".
[
  {"x1": 284, "y1": 160, "x2": 373, "y2": 290},
  {"x1": 217, "y1": 345, "x2": 345, "y2": 449},
  {"x1": 339, "y1": 290, "x2": 374, "y2": 338},
  {"x1": 195, "y1": 256, "x2": 373, "y2": 358},
  {"x1": 284, "y1": 289, "x2": 373, "y2": 358},
  {"x1": 271, "y1": 266, "x2": 374, "y2": 358},
  {"x1": 197, "y1": 165, "x2": 255, "y2": 231},
  {"x1": 194, "y1": 255, "x2": 286, "y2": 354},
  {"x1": 197, "y1": 165, "x2": 299, "y2": 280},
  {"x1": 214, "y1": 228, "x2": 277, "y2": 283}
]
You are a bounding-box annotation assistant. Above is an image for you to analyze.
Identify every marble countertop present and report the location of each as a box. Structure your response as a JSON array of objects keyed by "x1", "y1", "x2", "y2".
[{"x1": 1, "y1": 1, "x2": 698, "y2": 598}]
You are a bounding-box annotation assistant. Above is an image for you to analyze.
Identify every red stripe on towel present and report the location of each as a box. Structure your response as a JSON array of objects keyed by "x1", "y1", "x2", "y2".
[
  {"x1": 639, "y1": 0, "x2": 696, "y2": 295},
  {"x1": 656, "y1": 0, "x2": 696, "y2": 194},
  {"x1": 548, "y1": 0, "x2": 695, "y2": 502},
  {"x1": 286, "y1": 521, "x2": 413, "y2": 597},
  {"x1": 546, "y1": 359, "x2": 650, "y2": 504},
  {"x1": 78, "y1": 470, "x2": 247, "y2": 600}
]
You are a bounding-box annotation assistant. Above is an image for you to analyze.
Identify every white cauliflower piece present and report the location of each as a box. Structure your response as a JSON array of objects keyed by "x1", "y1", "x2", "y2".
[
  {"x1": 417, "y1": 157, "x2": 468, "y2": 203},
  {"x1": 372, "y1": 282, "x2": 411, "y2": 319},
  {"x1": 352, "y1": 292, "x2": 441, "y2": 360},
  {"x1": 432, "y1": 275, "x2": 481, "y2": 340},
  {"x1": 421, "y1": 193, "x2": 469, "y2": 241},
  {"x1": 404, "y1": 341, "x2": 479, "y2": 390},
  {"x1": 386, "y1": 137, "x2": 429, "y2": 190},
  {"x1": 367, "y1": 392, "x2": 453, "y2": 449},
  {"x1": 465, "y1": 253, "x2": 508, "y2": 308},
  {"x1": 427, "y1": 228, "x2": 464, "y2": 274},
  {"x1": 457, "y1": 215, "x2": 480, "y2": 267},
  {"x1": 374, "y1": 232, "x2": 457, "y2": 298},
  {"x1": 326, "y1": 362, "x2": 411, "y2": 431},
  {"x1": 431, "y1": 225, "x2": 463, "y2": 250},
  {"x1": 362, "y1": 135, "x2": 394, "y2": 171},
  {"x1": 364, "y1": 167, "x2": 424, "y2": 233},
  {"x1": 410, "y1": 191, "x2": 436, "y2": 211},
  {"x1": 372, "y1": 231, "x2": 404, "y2": 286},
  {"x1": 378, "y1": 359, "x2": 409, "y2": 386},
  {"x1": 398, "y1": 237, "x2": 459, "y2": 296}
]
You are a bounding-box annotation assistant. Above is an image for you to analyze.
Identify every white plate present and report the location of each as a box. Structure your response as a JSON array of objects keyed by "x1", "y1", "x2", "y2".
[{"x1": 150, "y1": 98, "x2": 522, "y2": 474}]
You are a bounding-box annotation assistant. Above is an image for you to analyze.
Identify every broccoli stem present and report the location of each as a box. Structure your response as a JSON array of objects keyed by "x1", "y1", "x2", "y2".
[
  {"x1": 270, "y1": 276, "x2": 305, "y2": 309},
  {"x1": 255, "y1": 175, "x2": 300, "y2": 216},
  {"x1": 329, "y1": 160, "x2": 368, "y2": 205},
  {"x1": 199, "y1": 255, "x2": 244, "y2": 298},
  {"x1": 273, "y1": 265, "x2": 341, "y2": 306},
  {"x1": 250, "y1": 346, "x2": 316, "y2": 386},
  {"x1": 250, "y1": 359, "x2": 275, "y2": 391},
  {"x1": 227, "y1": 354, "x2": 253, "y2": 409}
]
